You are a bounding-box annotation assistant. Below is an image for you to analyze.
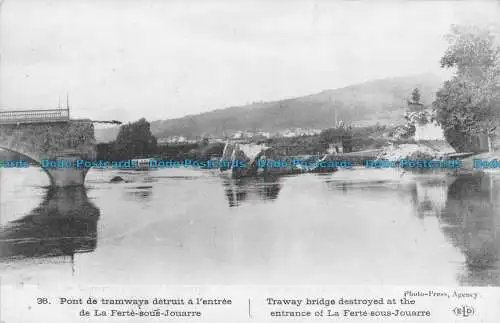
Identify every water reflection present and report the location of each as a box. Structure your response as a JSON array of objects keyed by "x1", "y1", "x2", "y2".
[
  {"x1": 322, "y1": 172, "x2": 500, "y2": 286},
  {"x1": 223, "y1": 176, "x2": 282, "y2": 207},
  {"x1": 2, "y1": 167, "x2": 499, "y2": 286},
  {"x1": 124, "y1": 186, "x2": 153, "y2": 200},
  {"x1": 406, "y1": 174, "x2": 500, "y2": 285},
  {"x1": 0, "y1": 186, "x2": 100, "y2": 261},
  {"x1": 409, "y1": 177, "x2": 454, "y2": 218},
  {"x1": 439, "y1": 174, "x2": 500, "y2": 286}
]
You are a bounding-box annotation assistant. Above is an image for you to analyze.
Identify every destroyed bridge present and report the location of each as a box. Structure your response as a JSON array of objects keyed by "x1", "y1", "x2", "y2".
[{"x1": 0, "y1": 108, "x2": 121, "y2": 187}]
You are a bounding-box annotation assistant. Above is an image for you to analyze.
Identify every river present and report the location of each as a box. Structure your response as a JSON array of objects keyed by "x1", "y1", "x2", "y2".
[{"x1": 0, "y1": 166, "x2": 499, "y2": 286}]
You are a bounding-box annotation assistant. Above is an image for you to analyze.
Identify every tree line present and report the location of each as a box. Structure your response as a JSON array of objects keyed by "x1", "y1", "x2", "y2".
[
  {"x1": 433, "y1": 25, "x2": 500, "y2": 152},
  {"x1": 97, "y1": 118, "x2": 158, "y2": 160}
]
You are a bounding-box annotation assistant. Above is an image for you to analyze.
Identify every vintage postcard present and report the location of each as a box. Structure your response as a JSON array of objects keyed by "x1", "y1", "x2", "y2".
[{"x1": 0, "y1": 0, "x2": 499, "y2": 322}]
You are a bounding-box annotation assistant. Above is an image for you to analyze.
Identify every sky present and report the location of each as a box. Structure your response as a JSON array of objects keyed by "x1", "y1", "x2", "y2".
[{"x1": 1, "y1": 0, "x2": 500, "y2": 123}]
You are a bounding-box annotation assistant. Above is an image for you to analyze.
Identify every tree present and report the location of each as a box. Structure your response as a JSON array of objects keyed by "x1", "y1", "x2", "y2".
[
  {"x1": 319, "y1": 125, "x2": 352, "y2": 152},
  {"x1": 114, "y1": 118, "x2": 158, "y2": 159},
  {"x1": 433, "y1": 25, "x2": 500, "y2": 152},
  {"x1": 411, "y1": 88, "x2": 421, "y2": 104},
  {"x1": 440, "y1": 25, "x2": 499, "y2": 81}
]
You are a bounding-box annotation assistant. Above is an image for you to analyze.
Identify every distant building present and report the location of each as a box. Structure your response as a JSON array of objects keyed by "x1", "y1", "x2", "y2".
[
  {"x1": 274, "y1": 128, "x2": 321, "y2": 138},
  {"x1": 327, "y1": 136, "x2": 352, "y2": 154},
  {"x1": 461, "y1": 132, "x2": 491, "y2": 153},
  {"x1": 157, "y1": 138, "x2": 170, "y2": 146},
  {"x1": 209, "y1": 137, "x2": 226, "y2": 143},
  {"x1": 407, "y1": 101, "x2": 425, "y2": 112},
  {"x1": 414, "y1": 119, "x2": 446, "y2": 141},
  {"x1": 406, "y1": 101, "x2": 495, "y2": 153},
  {"x1": 255, "y1": 131, "x2": 271, "y2": 139},
  {"x1": 157, "y1": 136, "x2": 193, "y2": 145},
  {"x1": 324, "y1": 126, "x2": 353, "y2": 154},
  {"x1": 232, "y1": 131, "x2": 243, "y2": 139},
  {"x1": 282, "y1": 130, "x2": 296, "y2": 138},
  {"x1": 406, "y1": 103, "x2": 447, "y2": 141}
]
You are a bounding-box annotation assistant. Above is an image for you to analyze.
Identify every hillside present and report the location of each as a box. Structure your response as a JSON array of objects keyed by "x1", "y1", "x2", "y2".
[
  {"x1": 151, "y1": 73, "x2": 446, "y2": 139},
  {"x1": 96, "y1": 73, "x2": 447, "y2": 142}
]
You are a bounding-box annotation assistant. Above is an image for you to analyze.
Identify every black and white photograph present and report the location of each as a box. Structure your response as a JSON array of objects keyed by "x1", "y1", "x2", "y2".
[{"x1": 0, "y1": 0, "x2": 500, "y2": 322}]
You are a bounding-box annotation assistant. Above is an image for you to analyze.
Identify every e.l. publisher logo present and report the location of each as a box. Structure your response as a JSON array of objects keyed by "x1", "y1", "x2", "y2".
[{"x1": 452, "y1": 305, "x2": 475, "y2": 317}]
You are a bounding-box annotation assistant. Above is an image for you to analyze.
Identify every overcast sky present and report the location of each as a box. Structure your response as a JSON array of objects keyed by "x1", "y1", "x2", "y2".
[{"x1": 1, "y1": 0, "x2": 499, "y2": 123}]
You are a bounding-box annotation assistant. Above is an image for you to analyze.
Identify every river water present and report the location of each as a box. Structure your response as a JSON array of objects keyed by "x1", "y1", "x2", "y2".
[{"x1": 0, "y1": 166, "x2": 499, "y2": 286}]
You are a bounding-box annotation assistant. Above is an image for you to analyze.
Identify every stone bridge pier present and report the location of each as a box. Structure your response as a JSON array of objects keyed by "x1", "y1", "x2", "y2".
[{"x1": 0, "y1": 120, "x2": 96, "y2": 187}]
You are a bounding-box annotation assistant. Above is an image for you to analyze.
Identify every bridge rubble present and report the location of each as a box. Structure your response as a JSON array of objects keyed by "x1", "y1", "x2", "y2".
[{"x1": 219, "y1": 142, "x2": 338, "y2": 178}]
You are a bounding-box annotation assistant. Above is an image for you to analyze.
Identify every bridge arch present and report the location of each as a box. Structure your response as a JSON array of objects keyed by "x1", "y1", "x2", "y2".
[
  {"x1": 0, "y1": 120, "x2": 96, "y2": 187},
  {"x1": 0, "y1": 147, "x2": 95, "y2": 187},
  {"x1": 0, "y1": 146, "x2": 52, "y2": 184},
  {"x1": 0, "y1": 146, "x2": 41, "y2": 167}
]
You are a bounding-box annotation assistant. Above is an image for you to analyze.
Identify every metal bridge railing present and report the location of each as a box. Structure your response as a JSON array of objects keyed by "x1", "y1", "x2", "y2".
[{"x1": 0, "y1": 108, "x2": 70, "y2": 124}]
